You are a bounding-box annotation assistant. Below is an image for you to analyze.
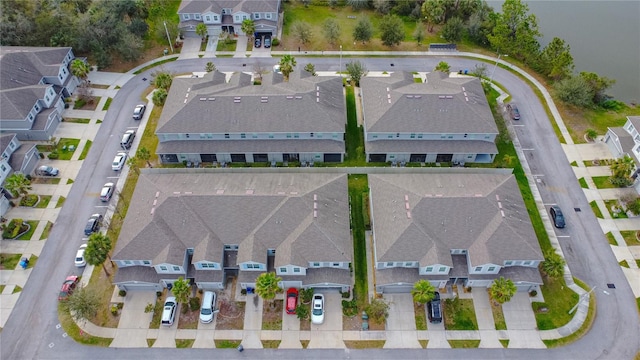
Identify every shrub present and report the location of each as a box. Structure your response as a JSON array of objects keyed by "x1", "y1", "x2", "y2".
[
  {"x1": 48, "y1": 151, "x2": 59, "y2": 159},
  {"x1": 240, "y1": 289, "x2": 247, "y2": 295},
  {"x1": 342, "y1": 299, "x2": 358, "y2": 317},
  {"x1": 144, "y1": 303, "x2": 154, "y2": 313},
  {"x1": 342, "y1": 289, "x2": 351, "y2": 298},
  {"x1": 300, "y1": 288, "x2": 314, "y2": 304},
  {"x1": 20, "y1": 195, "x2": 38, "y2": 207},
  {"x1": 626, "y1": 197, "x2": 640, "y2": 215},
  {"x1": 271, "y1": 37, "x2": 279, "y2": 46},
  {"x1": 111, "y1": 304, "x2": 119, "y2": 316},
  {"x1": 3, "y1": 218, "x2": 26, "y2": 239},
  {"x1": 118, "y1": 289, "x2": 127, "y2": 297},
  {"x1": 189, "y1": 296, "x2": 201, "y2": 312}
]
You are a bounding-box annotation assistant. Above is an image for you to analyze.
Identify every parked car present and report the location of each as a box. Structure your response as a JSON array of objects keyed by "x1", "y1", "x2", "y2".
[
  {"x1": 120, "y1": 129, "x2": 136, "y2": 149},
  {"x1": 112, "y1": 152, "x2": 127, "y2": 171},
  {"x1": 58, "y1": 275, "x2": 79, "y2": 300},
  {"x1": 550, "y1": 205, "x2": 566, "y2": 228},
  {"x1": 427, "y1": 291, "x2": 442, "y2": 324},
  {"x1": 506, "y1": 103, "x2": 521, "y2": 120},
  {"x1": 254, "y1": 37, "x2": 261, "y2": 48},
  {"x1": 264, "y1": 36, "x2": 271, "y2": 48},
  {"x1": 162, "y1": 296, "x2": 177, "y2": 326},
  {"x1": 311, "y1": 293, "x2": 325, "y2": 324},
  {"x1": 37, "y1": 165, "x2": 59, "y2": 176},
  {"x1": 74, "y1": 244, "x2": 87, "y2": 267},
  {"x1": 100, "y1": 182, "x2": 115, "y2": 202},
  {"x1": 84, "y1": 213, "x2": 102, "y2": 236},
  {"x1": 286, "y1": 288, "x2": 298, "y2": 315},
  {"x1": 199, "y1": 291, "x2": 216, "y2": 323},
  {"x1": 132, "y1": 104, "x2": 146, "y2": 120}
]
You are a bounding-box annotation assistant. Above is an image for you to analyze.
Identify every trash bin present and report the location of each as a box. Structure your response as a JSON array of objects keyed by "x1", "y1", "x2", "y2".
[
  {"x1": 164, "y1": 49, "x2": 169, "y2": 56},
  {"x1": 237, "y1": 344, "x2": 244, "y2": 352}
]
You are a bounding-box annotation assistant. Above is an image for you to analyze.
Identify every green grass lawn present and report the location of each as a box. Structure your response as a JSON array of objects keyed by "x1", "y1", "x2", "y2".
[
  {"x1": 79, "y1": 140, "x2": 92, "y2": 160},
  {"x1": 589, "y1": 201, "x2": 603, "y2": 218},
  {"x1": 448, "y1": 340, "x2": 480, "y2": 348},
  {"x1": 349, "y1": 174, "x2": 369, "y2": 309},
  {"x1": 344, "y1": 86, "x2": 365, "y2": 165},
  {"x1": 16, "y1": 220, "x2": 39, "y2": 240},
  {"x1": 621, "y1": 231, "x2": 640, "y2": 246},
  {"x1": 604, "y1": 200, "x2": 627, "y2": 218},
  {"x1": 216, "y1": 39, "x2": 237, "y2": 52},
  {"x1": 0, "y1": 253, "x2": 22, "y2": 270},
  {"x1": 175, "y1": 339, "x2": 194, "y2": 348},
  {"x1": 443, "y1": 298, "x2": 478, "y2": 330},
  {"x1": 491, "y1": 301, "x2": 507, "y2": 330},
  {"x1": 605, "y1": 232, "x2": 618, "y2": 246},
  {"x1": 55, "y1": 138, "x2": 81, "y2": 160},
  {"x1": 214, "y1": 340, "x2": 241, "y2": 348},
  {"x1": 102, "y1": 97, "x2": 112, "y2": 111},
  {"x1": 619, "y1": 260, "x2": 629, "y2": 268},
  {"x1": 533, "y1": 277, "x2": 579, "y2": 330},
  {"x1": 592, "y1": 176, "x2": 619, "y2": 189},
  {"x1": 578, "y1": 177, "x2": 588, "y2": 189},
  {"x1": 63, "y1": 118, "x2": 91, "y2": 123},
  {"x1": 132, "y1": 57, "x2": 178, "y2": 74}
]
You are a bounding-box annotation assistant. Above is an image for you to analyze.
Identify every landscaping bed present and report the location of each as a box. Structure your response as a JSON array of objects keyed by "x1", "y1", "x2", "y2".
[
  {"x1": 443, "y1": 298, "x2": 478, "y2": 330},
  {"x1": 261, "y1": 299, "x2": 283, "y2": 330},
  {"x1": 215, "y1": 300, "x2": 245, "y2": 330}
]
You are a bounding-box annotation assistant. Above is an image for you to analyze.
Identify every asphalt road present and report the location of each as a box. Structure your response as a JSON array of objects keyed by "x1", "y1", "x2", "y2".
[{"x1": 1, "y1": 56, "x2": 638, "y2": 360}]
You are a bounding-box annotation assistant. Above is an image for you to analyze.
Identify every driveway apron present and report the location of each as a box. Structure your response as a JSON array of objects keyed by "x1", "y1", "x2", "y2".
[
  {"x1": 109, "y1": 291, "x2": 156, "y2": 348},
  {"x1": 308, "y1": 292, "x2": 344, "y2": 349},
  {"x1": 502, "y1": 293, "x2": 545, "y2": 348},
  {"x1": 241, "y1": 294, "x2": 263, "y2": 348},
  {"x1": 383, "y1": 294, "x2": 421, "y2": 349}
]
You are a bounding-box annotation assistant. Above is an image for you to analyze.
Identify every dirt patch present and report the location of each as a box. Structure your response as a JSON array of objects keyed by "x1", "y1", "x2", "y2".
[
  {"x1": 262, "y1": 300, "x2": 283, "y2": 330},
  {"x1": 343, "y1": 313, "x2": 361, "y2": 331},
  {"x1": 101, "y1": 43, "x2": 179, "y2": 73},
  {"x1": 178, "y1": 304, "x2": 200, "y2": 329},
  {"x1": 215, "y1": 299, "x2": 245, "y2": 330}
]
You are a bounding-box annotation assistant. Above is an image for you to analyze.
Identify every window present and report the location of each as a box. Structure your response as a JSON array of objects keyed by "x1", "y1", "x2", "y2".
[
  {"x1": 475, "y1": 266, "x2": 482, "y2": 271},
  {"x1": 523, "y1": 260, "x2": 532, "y2": 265},
  {"x1": 293, "y1": 268, "x2": 301, "y2": 273},
  {"x1": 372, "y1": 135, "x2": 378, "y2": 139},
  {"x1": 310, "y1": 132, "x2": 314, "y2": 138},
  {"x1": 332, "y1": 134, "x2": 338, "y2": 139},
  {"x1": 183, "y1": 14, "x2": 190, "y2": 20},
  {"x1": 425, "y1": 267, "x2": 433, "y2": 272},
  {"x1": 266, "y1": 13, "x2": 272, "y2": 19},
  {"x1": 254, "y1": 13, "x2": 260, "y2": 19},
  {"x1": 243, "y1": 15, "x2": 247, "y2": 20},
  {"x1": 160, "y1": 266, "x2": 168, "y2": 271},
  {"x1": 246, "y1": 263, "x2": 260, "y2": 269},
  {"x1": 294, "y1": 133, "x2": 299, "y2": 138},
  {"x1": 143, "y1": 261, "x2": 151, "y2": 265},
  {"x1": 410, "y1": 134, "x2": 415, "y2": 138},
  {"x1": 386, "y1": 262, "x2": 394, "y2": 267},
  {"x1": 286, "y1": 133, "x2": 291, "y2": 138},
  {"x1": 441, "y1": 135, "x2": 446, "y2": 139},
  {"x1": 396, "y1": 133, "x2": 400, "y2": 138},
  {"x1": 173, "y1": 266, "x2": 181, "y2": 271},
  {"x1": 280, "y1": 267, "x2": 287, "y2": 273},
  {"x1": 235, "y1": 15, "x2": 239, "y2": 21},
  {"x1": 201, "y1": 263, "x2": 216, "y2": 269},
  {"x1": 488, "y1": 266, "x2": 496, "y2": 272},
  {"x1": 505, "y1": 261, "x2": 513, "y2": 266},
  {"x1": 124, "y1": 260, "x2": 132, "y2": 265},
  {"x1": 333, "y1": 263, "x2": 340, "y2": 267},
  {"x1": 405, "y1": 262, "x2": 413, "y2": 266},
  {"x1": 213, "y1": 15, "x2": 219, "y2": 21},
  {"x1": 9, "y1": 142, "x2": 15, "y2": 149},
  {"x1": 195, "y1": 14, "x2": 201, "y2": 20},
  {"x1": 447, "y1": 135, "x2": 453, "y2": 139},
  {"x1": 388, "y1": 134, "x2": 393, "y2": 138},
  {"x1": 205, "y1": 15, "x2": 211, "y2": 22},
  {"x1": 241, "y1": 133, "x2": 246, "y2": 139},
  {"x1": 438, "y1": 267, "x2": 446, "y2": 272},
  {"x1": 252, "y1": 133, "x2": 258, "y2": 138},
  {"x1": 269, "y1": 134, "x2": 274, "y2": 138},
  {"x1": 417, "y1": 134, "x2": 423, "y2": 138},
  {"x1": 225, "y1": 133, "x2": 230, "y2": 139},
  {"x1": 1, "y1": 165, "x2": 6, "y2": 172},
  {"x1": 313, "y1": 262, "x2": 320, "y2": 267}
]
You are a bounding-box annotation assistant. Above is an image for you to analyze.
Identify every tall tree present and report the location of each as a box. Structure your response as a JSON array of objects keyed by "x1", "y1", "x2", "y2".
[
  {"x1": 580, "y1": 71, "x2": 616, "y2": 105},
  {"x1": 373, "y1": 0, "x2": 391, "y2": 14},
  {"x1": 255, "y1": 272, "x2": 282, "y2": 307},
  {"x1": 347, "y1": 0, "x2": 370, "y2": 10},
  {"x1": 291, "y1": 21, "x2": 312, "y2": 44},
  {"x1": 488, "y1": 0, "x2": 541, "y2": 64},
  {"x1": 171, "y1": 277, "x2": 191, "y2": 305},
  {"x1": 345, "y1": 60, "x2": 367, "y2": 86},
  {"x1": 85, "y1": 233, "x2": 112, "y2": 276},
  {"x1": 442, "y1": 17, "x2": 464, "y2": 43},
  {"x1": 4, "y1": 173, "x2": 32, "y2": 198},
  {"x1": 537, "y1": 37, "x2": 574, "y2": 80},
  {"x1": 196, "y1": 23, "x2": 208, "y2": 40},
  {"x1": 70, "y1": 59, "x2": 90, "y2": 82},
  {"x1": 205, "y1": 61, "x2": 216, "y2": 73},
  {"x1": 379, "y1": 14, "x2": 405, "y2": 47},
  {"x1": 489, "y1": 277, "x2": 517, "y2": 304},
  {"x1": 241, "y1": 19, "x2": 255, "y2": 40},
  {"x1": 421, "y1": 0, "x2": 446, "y2": 32},
  {"x1": 413, "y1": 22, "x2": 426, "y2": 45},
  {"x1": 353, "y1": 17, "x2": 374, "y2": 44},
  {"x1": 152, "y1": 88, "x2": 168, "y2": 106},
  {"x1": 137, "y1": 147, "x2": 152, "y2": 168},
  {"x1": 323, "y1": 18, "x2": 341, "y2": 45},
  {"x1": 63, "y1": 287, "x2": 100, "y2": 323},
  {"x1": 365, "y1": 298, "x2": 390, "y2": 323},
  {"x1": 540, "y1": 250, "x2": 565, "y2": 279},
  {"x1": 411, "y1": 280, "x2": 436, "y2": 305},
  {"x1": 554, "y1": 76, "x2": 593, "y2": 107},
  {"x1": 279, "y1": 54, "x2": 297, "y2": 81}
]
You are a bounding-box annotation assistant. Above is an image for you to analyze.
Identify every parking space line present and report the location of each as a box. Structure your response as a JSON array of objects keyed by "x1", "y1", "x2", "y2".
[
  {"x1": 556, "y1": 235, "x2": 571, "y2": 238},
  {"x1": 522, "y1": 148, "x2": 535, "y2": 151}
]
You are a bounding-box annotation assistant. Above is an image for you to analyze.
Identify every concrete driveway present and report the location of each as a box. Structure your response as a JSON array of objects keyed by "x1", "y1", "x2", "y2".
[
  {"x1": 178, "y1": 37, "x2": 202, "y2": 60},
  {"x1": 383, "y1": 294, "x2": 421, "y2": 348},
  {"x1": 308, "y1": 292, "x2": 344, "y2": 348},
  {"x1": 502, "y1": 293, "x2": 545, "y2": 348},
  {"x1": 109, "y1": 291, "x2": 156, "y2": 348}
]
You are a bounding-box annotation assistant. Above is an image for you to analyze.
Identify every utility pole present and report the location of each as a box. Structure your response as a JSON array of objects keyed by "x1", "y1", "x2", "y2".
[
  {"x1": 164, "y1": 21, "x2": 174, "y2": 54},
  {"x1": 339, "y1": 45, "x2": 342, "y2": 77},
  {"x1": 569, "y1": 285, "x2": 596, "y2": 314},
  {"x1": 490, "y1": 53, "x2": 507, "y2": 83}
]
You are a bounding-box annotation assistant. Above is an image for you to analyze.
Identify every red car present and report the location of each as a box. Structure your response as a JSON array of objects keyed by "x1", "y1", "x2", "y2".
[
  {"x1": 286, "y1": 288, "x2": 298, "y2": 314},
  {"x1": 59, "y1": 275, "x2": 79, "y2": 300}
]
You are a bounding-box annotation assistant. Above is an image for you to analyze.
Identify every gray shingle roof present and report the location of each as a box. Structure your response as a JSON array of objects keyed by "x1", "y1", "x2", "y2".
[
  {"x1": 361, "y1": 72, "x2": 497, "y2": 134},
  {"x1": 609, "y1": 127, "x2": 640, "y2": 165},
  {"x1": 369, "y1": 172, "x2": 543, "y2": 268},
  {"x1": 178, "y1": 1, "x2": 279, "y2": 16},
  {"x1": 156, "y1": 71, "x2": 345, "y2": 134},
  {"x1": 0, "y1": 86, "x2": 47, "y2": 119},
  {"x1": 113, "y1": 171, "x2": 351, "y2": 270},
  {"x1": 0, "y1": 47, "x2": 70, "y2": 90}
]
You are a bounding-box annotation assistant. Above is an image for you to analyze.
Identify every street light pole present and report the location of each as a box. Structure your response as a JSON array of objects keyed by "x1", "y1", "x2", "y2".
[
  {"x1": 164, "y1": 21, "x2": 174, "y2": 54},
  {"x1": 490, "y1": 53, "x2": 507, "y2": 83},
  {"x1": 339, "y1": 45, "x2": 342, "y2": 77}
]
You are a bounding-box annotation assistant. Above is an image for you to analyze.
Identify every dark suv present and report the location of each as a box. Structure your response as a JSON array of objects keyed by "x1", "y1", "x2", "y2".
[
  {"x1": 84, "y1": 213, "x2": 103, "y2": 235},
  {"x1": 427, "y1": 291, "x2": 442, "y2": 323},
  {"x1": 549, "y1": 206, "x2": 565, "y2": 228}
]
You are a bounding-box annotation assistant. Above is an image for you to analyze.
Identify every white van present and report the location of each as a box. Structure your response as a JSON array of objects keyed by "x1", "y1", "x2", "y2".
[{"x1": 199, "y1": 291, "x2": 216, "y2": 323}]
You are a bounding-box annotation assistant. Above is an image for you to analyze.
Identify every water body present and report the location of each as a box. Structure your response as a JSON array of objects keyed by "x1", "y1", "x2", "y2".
[{"x1": 490, "y1": 1, "x2": 640, "y2": 104}]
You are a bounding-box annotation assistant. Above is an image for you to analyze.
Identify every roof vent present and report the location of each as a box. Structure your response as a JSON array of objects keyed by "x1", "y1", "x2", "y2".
[
  {"x1": 261, "y1": 96, "x2": 268, "y2": 103},
  {"x1": 295, "y1": 96, "x2": 302, "y2": 99},
  {"x1": 208, "y1": 97, "x2": 215, "y2": 101},
  {"x1": 286, "y1": 96, "x2": 294, "y2": 100},
  {"x1": 200, "y1": 97, "x2": 207, "y2": 101}
]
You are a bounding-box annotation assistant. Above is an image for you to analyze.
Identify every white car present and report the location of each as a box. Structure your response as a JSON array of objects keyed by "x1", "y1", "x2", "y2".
[
  {"x1": 112, "y1": 152, "x2": 127, "y2": 171},
  {"x1": 161, "y1": 296, "x2": 177, "y2": 326},
  {"x1": 100, "y1": 182, "x2": 114, "y2": 202},
  {"x1": 311, "y1": 293, "x2": 325, "y2": 325},
  {"x1": 74, "y1": 244, "x2": 87, "y2": 267},
  {"x1": 199, "y1": 291, "x2": 216, "y2": 323}
]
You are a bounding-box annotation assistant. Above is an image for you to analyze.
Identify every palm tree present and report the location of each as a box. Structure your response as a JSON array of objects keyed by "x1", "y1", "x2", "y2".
[
  {"x1": 85, "y1": 233, "x2": 112, "y2": 276},
  {"x1": 136, "y1": 147, "x2": 152, "y2": 168},
  {"x1": 196, "y1": 23, "x2": 208, "y2": 41},
  {"x1": 5, "y1": 173, "x2": 32, "y2": 198},
  {"x1": 70, "y1": 59, "x2": 90, "y2": 82},
  {"x1": 126, "y1": 156, "x2": 140, "y2": 174},
  {"x1": 205, "y1": 62, "x2": 216, "y2": 73},
  {"x1": 609, "y1": 155, "x2": 635, "y2": 187},
  {"x1": 151, "y1": 71, "x2": 173, "y2": 90},
  {"x1": 502, "y1": 154, "x2": 516, "y2": 166},
  {"x1": 171, "y1": 277, "x2": 191, "y2": 306},
  {"x1": 152, "y1": 88, "x2": 168, "y2": 106},
  {"x1": 489, "y1": 277, "x2": 517, "y2": 304},
  {"x1": 411, "y1": 280, "x2": 436, "y2": 305},
  {"x1": 255, "y1": 272, "x2": 282, "y2": 307},
  {"x1": 540, "y1": 250, "x2": 565, "y2": 279},
  {"x1": 241, "y1": 19, "x2": 256, "y2": 40},
  {"x1": 279, "y1": 55, "x2": 297, "y2": 82}
]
